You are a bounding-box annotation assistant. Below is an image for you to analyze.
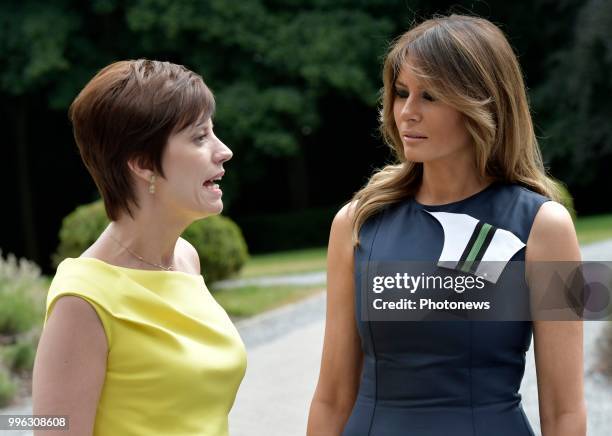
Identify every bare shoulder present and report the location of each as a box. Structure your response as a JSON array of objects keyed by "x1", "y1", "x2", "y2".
[
  {"x1": 527, "y1": 200, "x2": 580, "y2": 261},
  {"x1": 328, "y1": 202, "x2": 358, "y2": 266},
  {"x1": 177, "y1": 236, "x2": 200, "y2": 273},
  {"x1": 50, "y1": 296, "x2": 102, "y2": 325},
  {"x1": 530, "y1": 201, "x2": 576, "y2": 242},
  {"x1": 46, "y1": 296, "x2": 108, "y2": 345},
  {"x1": 532, "y1": 200, "x2": 574, "y2": 229},
  {"x1": 38, "y1": 295, "x2": 108, "y2": 364},
  {"x1": 331, "y1": 202, "x2": 357, "y2": 235}
]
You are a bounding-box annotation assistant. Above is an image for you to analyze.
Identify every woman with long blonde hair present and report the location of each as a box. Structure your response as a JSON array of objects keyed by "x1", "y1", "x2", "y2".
[{"x1": 308, "y1": 14, "x2": 585, "y2": 436}]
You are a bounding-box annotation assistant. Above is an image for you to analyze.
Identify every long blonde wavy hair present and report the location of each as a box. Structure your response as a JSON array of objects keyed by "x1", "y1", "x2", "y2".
[{"x1": 351, "y1": 14, "x2": 562, "y2": 245}]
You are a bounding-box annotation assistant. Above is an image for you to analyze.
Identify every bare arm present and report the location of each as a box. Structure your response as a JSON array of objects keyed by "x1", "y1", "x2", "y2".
[
  {"x1": 527, "y1": 201, "x2": 587, "y2": 436},
  {"x1": 32, "y1": 296, "x2": 108, "y2": 436},
  {"x1": 307, "y1": 204, "x2": 364, "y2": 436}
]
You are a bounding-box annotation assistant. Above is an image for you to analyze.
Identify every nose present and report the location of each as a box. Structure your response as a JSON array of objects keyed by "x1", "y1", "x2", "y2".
[
  {"x1": 399, "y1": 95, "x2": 422, "y2": 122},
  {"x1": 214, "y1": 140, "x2": 233, "y2": 164}
]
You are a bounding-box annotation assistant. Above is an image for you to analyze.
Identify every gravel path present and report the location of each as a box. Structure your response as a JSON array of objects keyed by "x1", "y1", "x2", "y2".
[
  {"x1": 230, "y1": 295, "x2": 326, "y2": 436},
  {"x1": 2, "y1": 241, "x2": 610, "y2": 435}
]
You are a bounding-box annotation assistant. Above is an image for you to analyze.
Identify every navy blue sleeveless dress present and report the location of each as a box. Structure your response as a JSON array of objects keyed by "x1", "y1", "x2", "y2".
[{"x1": 343, "y1": 181, "x2": 551, "y2": 436}]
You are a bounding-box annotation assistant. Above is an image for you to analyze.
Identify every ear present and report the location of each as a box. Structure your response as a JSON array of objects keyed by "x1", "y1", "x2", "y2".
[{"x1": 127, "y1": 156, "x2": 155, "y2": 183}]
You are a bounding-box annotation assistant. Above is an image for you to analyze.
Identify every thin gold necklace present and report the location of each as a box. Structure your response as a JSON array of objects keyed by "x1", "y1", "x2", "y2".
[{"x1": 108, "y1": 233, "x2": 174, "y2": 271}]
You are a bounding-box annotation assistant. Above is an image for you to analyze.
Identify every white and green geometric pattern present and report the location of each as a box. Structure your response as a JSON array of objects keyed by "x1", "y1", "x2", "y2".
[{"x1": 424, "y1": 211, "x2": 525, "y2": 283}]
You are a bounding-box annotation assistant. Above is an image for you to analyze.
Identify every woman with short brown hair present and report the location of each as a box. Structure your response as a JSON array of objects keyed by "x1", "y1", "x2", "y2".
[{"x1": 33, "y1": 59, "x2": 246, "y2": 436}]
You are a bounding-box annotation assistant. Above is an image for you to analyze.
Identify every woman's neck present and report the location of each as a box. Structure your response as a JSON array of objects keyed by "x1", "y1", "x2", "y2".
[
  {"x1": 416, "y1": 157, "x2": 494, "y2": 205},
  {"x1": 88, "y1": 209, "x2": 192, "y2": 270}
]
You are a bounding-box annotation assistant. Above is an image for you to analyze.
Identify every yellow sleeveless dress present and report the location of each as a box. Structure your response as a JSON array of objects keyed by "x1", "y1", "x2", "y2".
[{"x1": 44, "y1": 257, "x2": 247, "y2": 436}]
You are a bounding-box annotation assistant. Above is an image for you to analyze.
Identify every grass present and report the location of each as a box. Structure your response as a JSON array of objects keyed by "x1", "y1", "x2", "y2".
[
  {"x1": 238, "y1": 247, "x2": 327, "y2": 278},
  {"x1": 211, "y1": 284, "x2": 324, "y2": 319},
  {"x1": 213, "y1": 247, "x2": 328, "y2": 320},
  {"x1": 575, "y1": 214, "x2": 612, "y2": 245}
]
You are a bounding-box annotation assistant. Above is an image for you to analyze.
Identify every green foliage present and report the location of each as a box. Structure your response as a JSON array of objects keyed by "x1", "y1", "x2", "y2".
[
  {"x1": 0, "y1": 293, "x2": 40, "y2": 336},
  {"x1": 53, "y1": 200, "x2": 248, "y2": 282},
  {"x1": 0, "y1": 252, "x2": 46, "y2": 336},
  {"x1": 52, "y1": 201, "x2": 108, "y2": 268},
  {"x1": 182, "y1": 216, "x2": 249, "y2": 283},
  {"x1": 0, "y1": 0, "x2": 394, "y2": 206},
  {"x1": 1, "y1": 339, "x2": 37, "y2": 372},
  {"x1": 4, "y1": 0, "x2": 612, "y2": 267},
  {"x1": 0, "y1": 2, "x2": 78, "y2": 95},
  {"x1": 0, "y1": 252, "x2": 45, "y2": 406},
  {"x1": 532, "y1": 0, "x2": 612, "y2": 187},
  {"x1": 0, "y1": 367, "x2": 18, "y2": 408}
]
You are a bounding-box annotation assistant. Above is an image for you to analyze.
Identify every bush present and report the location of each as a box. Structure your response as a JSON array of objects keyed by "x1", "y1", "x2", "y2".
[
  {"x1": 0, "y1": 366, "x2": 17, "y2": 408},
  {"x1": 1, "y1": 339, "x2": 37, "y2": 372},
  {"x1": 0, "y1": 251, "x2": 46, "y2": 335},
  {"x1": 53, "y1": 200, "x2": 249, "y2": 282},
  {"x1": 0, "y1": 293, "x2": 40, "y2": 336},
  {"x1": 52, "y1": 201, "x2": 108, "y2": 268},
  {"x1": 182, "y1": 216, "x2": 249, "y2": 283},
  {"x1": 0, "y1": 252, "x2": 45, "y2": 406}
]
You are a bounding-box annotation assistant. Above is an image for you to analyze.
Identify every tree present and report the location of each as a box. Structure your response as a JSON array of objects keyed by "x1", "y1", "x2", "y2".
[
  {"x1": 1, "y1": 0, "x2": 606, "y2": 264},
  {"x1": 531, "y1": 0, "x2": 612, "y2": 197}
]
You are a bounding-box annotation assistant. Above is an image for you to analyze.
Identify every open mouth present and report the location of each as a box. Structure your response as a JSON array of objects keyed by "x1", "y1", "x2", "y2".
[{"x1": 203, "y1": 171, "x2": 224, "y2": 192}]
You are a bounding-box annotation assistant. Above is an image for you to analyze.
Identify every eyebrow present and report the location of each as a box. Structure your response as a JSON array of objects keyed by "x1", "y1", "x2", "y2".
[
  {"x1": 395, "y1": 80, "x2": 421, "y2": 89},
  {"x1": 194, "y1": 119, "x2": 213, "y2": 130}
]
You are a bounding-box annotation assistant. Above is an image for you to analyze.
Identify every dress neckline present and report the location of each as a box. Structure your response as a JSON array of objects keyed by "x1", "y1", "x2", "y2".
[{"x1": 63, "y1": 256, "x2": 204, "y2": 281}]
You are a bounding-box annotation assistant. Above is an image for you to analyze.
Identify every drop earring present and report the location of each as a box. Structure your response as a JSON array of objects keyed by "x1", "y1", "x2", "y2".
[{"x1": 149, "y1": 174, "x2": 156, "y2": 194}]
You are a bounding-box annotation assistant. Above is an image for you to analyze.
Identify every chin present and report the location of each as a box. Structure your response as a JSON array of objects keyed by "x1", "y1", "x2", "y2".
[
  {"x1": 403, "y1": 148, "x2": 451, "y2": 164},
  {"x1": 205, "y1": 202, "x2": 224, "y2": 216},
  {"x1": 189, "y1": 205, "x2": 222, "y2": 221},
  {"x1": 402, "y1": 150, "x2": 427, "y2": 163}
]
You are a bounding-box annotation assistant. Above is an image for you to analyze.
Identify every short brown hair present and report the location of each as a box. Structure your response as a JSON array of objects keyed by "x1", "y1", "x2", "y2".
[{"x1": 69, "y1": 59, "x2": 215, "y2": 220}]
